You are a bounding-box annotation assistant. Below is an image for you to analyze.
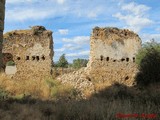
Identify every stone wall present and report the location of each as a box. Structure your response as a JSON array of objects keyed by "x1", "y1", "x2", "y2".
[
  {"x1": 86, "y1": 27, "x2": 142, "y2": 85},
  {"x1": 2, "y1": 26, "x2": 54, "y2": 80},
  {"x1": 0, "y1": 0, "x2": 5, "y2": 71},
  {"x1": 57, "y1": 27, "x2": 142, "y2": 98}
]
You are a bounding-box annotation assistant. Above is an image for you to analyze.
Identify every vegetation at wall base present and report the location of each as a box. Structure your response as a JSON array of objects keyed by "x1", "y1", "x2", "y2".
[
  {"x1": 6, "y1": 61, "x2": 15, "y2": 66},
  {"x1": 46, "y1": 78, "x2": 80, "y2": 100}
]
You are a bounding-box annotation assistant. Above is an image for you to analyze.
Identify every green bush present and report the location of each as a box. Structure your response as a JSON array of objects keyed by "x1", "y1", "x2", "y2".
[
  {"x1": 0, "y1": 87, "x2": 9, "y2": 100},
  {"x1": 6, "y1": 61, "x2": 15, "y2": 66},
  {"x1": 72, "y1": 58, "x2": 88, "y2": 69},
  {"x1": 135, "y1": 40, "x2": 160, "y2": 86},
  {"x1": 136, "y1": 40, "x2": 160, "y2": 65}
]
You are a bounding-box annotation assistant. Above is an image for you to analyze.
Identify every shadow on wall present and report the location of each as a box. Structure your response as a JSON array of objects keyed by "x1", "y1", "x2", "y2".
[
  {"x1": 2, "y1": 53, "x2": 17, "y2": 74},
  {"x1": 2, "y1": 53, "x2": 13, "y2": 68}
]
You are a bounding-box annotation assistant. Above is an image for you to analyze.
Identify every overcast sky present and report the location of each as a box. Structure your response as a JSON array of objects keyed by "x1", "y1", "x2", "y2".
[{"x1": 4, "y1": 0, "x2": 160, "y2": 62}]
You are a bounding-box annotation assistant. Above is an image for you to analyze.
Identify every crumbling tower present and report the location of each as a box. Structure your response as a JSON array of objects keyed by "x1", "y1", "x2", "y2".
[
  {"x1": 3, "y1": 26, "x2": 54, "y2": 80},
  {"x1": 0, "y1": 0, "x2": 5, "y2": 71},
  {"x1": 87, "y1": 27, "x2": 142, "y2": 85}
]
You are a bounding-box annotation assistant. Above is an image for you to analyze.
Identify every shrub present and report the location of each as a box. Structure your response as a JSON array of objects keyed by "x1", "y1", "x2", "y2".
[
  {"x1": 6, "y1": 61, "x2": 15, "y2": 66},
  {"x1": 136, "y1": 40, "x2": 160, "y2": 65},
  {"x1": 135, "y1": 40, "x2": 160, "y2": 86},
  {"x1": 72, "y1": 58, "x2": 88, "y2": 69},
  {"x1": 0, "y1": 87, "x2": 9, "y2": 100}
]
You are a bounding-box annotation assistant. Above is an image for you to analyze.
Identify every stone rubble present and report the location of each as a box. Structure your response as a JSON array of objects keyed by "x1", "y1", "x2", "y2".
[{"x1": 57, "y1": 68, "x2": 95, "y2": 98}]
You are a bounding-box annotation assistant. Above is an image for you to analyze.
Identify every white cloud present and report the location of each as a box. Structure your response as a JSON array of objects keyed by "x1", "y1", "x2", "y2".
[
  {"x1": 6, "y1": 0, "x2": 34, "y2": 4},
  {"x1": 58, "y1": 29, "x2": 69, "y2": 35},
  {"x1": 62, "y1": 36, "x2": 90, "y2": 44},
  {"x1": 86, "y1": 7, "x2": 104, "y2": 18},
  {"x1": 5, "y1": 0, "x2": 69, "y2": 21},
  {"x1": 55, "y1": 43, "x2": 82, "y2": 52},
  {"x1": 141, "y1": 34, "x2": 160, "y2": 42},
  {"x1": 56, "y1": 0, "x2": 65, "y2": 4},
  {"x1": 87, "y1": 12, "x2": 97, "y2": 18},
  {"x1": 156, "y1": 28, "x2": 160, "y2": 32},
  {"x1": 55, "y1": 48, "x2": 65, "y2": 52},
  {"x1": 63, "y1": 44, "x2": 82, "y2": 50},
  {"x1": 66, "y1": 50, "x2": 90, "y2": 57},
  {"x1": 121, "y1": 2, "x2": 150, "y2": 16},
  {"x1": 6, "y1": 0, "x2": 65, "y2": 4},
  {"x1": 6, "y1": 8, "x2": 56, "y2": 21},
  {"x1": 6, "y1": 0, "x2": 113, "y2": 22},
  {"x1": 113, "y1": 2, "x2": 153, "y2": 32}
]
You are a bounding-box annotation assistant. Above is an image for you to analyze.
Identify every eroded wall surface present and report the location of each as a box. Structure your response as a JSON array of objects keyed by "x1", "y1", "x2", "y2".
[
  {"x1": 3, "y1": 26, "x2": 54, "y2": 79},
  {"x1": 0, "y1": 0, "x2": 5, "y2": 70},
  {"x1": 87, "y1": 27, "x2": 142, "y2": 85}
]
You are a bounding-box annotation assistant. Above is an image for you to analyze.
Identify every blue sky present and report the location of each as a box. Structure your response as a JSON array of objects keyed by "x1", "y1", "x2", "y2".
[{"x1": 4, "y1": 0, "x2": 160, "y2": 63}]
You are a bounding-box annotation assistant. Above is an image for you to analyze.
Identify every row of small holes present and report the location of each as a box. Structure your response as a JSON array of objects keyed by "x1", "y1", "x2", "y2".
[
  {"x1": 100, "y1": 56, "x2": 135, "y2": 62},
  {"x1": 17, "y1": 56, "x2": 45, "y2": 61}
]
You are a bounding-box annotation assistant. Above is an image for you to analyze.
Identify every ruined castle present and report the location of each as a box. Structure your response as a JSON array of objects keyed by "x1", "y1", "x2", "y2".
[
  {"x1": 58, "y1": 27, "x2": 142, "y2": 95},
  {"x1": 87, "y1": 27, "x2": 142, "y2": 85},
  {"x1": 0, "y1": 0, "x2": 142, "y2": 86},
  {"x1": 2, "y1": 26, "x2": 54, "y2": 79},
  {"x1": 0, "y1": 0, "x2": 5, "y2": 71}
]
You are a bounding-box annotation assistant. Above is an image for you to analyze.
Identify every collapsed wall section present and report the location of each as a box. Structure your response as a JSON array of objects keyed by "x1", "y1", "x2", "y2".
[
  {"x1": 3, "y1": 26, "x2": 54, "y2": 80},
  {"x1": 87, "y1": 27, "x2": 142, "y2": 85}
]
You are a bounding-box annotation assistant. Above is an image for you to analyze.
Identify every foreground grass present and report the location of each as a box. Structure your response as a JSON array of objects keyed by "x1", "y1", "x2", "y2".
[
  {"x1": 0, "y1": 92, "x2": 159, "y2": 120},
  {"x1": 0, "y1": 73, "x2": 79, "y2": 100},
  {"x1": 0, "y1": 73, "x2": 160, "y2": 120}
]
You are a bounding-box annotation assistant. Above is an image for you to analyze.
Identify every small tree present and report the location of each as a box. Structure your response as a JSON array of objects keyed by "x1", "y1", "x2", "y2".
[
  {"x1": 57, "y1": 54, "x2": 68, "y2": 68},
  {"x1": 135, "y1": 40, "x2": 160, "y2": 86},
  {"x1": 72, "y1": 58, "x2": 88, "y2": 69},
  {"x1": 136, "y1": 39, "x2": 160, "y2": 65}
]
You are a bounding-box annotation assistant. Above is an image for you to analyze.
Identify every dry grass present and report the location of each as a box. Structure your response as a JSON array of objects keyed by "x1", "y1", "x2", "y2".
[
  {"x1": 0, "y1": 73, "x2": 51, "y2": 99},
  {"x1": 0, "y1": 88, "x2": 159, "y2": 120},
  {"x1": 0, "y1": 73, "x2": 160, "y2": 120},
  {"x1": 0, "y1": 73, "x2": 79, "y2": 100},
  {"x1": 46, "y1": 79, "x2": 80, "y2": 100},
  {"x1": 52, "y1": 67, "x2": 76, "y2": 78}
]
